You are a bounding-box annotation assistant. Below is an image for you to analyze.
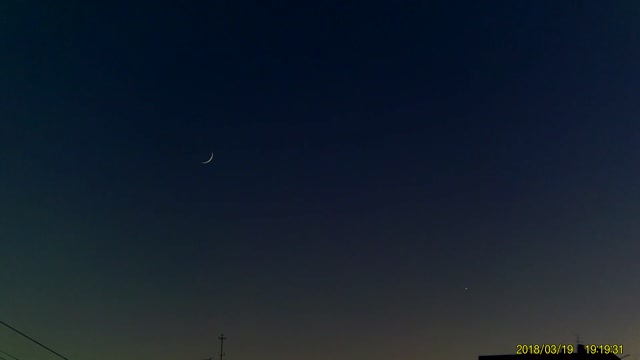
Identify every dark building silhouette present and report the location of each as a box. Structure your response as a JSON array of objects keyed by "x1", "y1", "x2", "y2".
[{"x1": 479, "y1": 343, "x2": 624, "y2": 360}]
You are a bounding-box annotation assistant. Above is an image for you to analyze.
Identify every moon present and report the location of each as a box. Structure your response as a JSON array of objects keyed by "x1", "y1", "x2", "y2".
[{"x1": 201, "y1": 152, "x2": 214, "y2": 164}]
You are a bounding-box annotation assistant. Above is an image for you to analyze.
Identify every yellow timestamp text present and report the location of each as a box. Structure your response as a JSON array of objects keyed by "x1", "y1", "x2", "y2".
[
  {"x1": 584, "y1": 344, "x2": 624, "y2": 354},
  {"x1": 516, "y1": 344, "x2": 574, "y2": 354}
]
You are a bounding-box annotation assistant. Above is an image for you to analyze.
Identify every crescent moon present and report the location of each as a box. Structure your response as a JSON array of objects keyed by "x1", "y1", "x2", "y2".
[{"x1": 201, "y1": 152, "x2": 214, "y2": 164}]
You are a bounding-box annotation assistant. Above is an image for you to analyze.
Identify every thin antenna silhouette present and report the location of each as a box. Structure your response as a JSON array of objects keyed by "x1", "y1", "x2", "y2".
[{"x1": 218, "y1": 333, "x2": 227, "y2": 360}]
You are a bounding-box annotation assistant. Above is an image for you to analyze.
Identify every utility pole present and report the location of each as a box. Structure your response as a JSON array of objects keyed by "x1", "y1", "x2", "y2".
[{"x1": 218, "y1": 333, "x2": 227, "y2": 360}]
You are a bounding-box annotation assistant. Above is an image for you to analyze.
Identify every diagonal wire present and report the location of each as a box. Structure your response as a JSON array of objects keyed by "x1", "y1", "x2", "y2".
[
  {"x1": 0, "y1": 319, "x2": 69, "y2": 360},
  {"x1": 0, "y1": 349, "x2": 19, "y2": 360}
]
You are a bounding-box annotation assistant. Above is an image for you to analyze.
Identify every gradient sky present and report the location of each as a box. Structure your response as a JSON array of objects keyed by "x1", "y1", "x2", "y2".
[{"x1": 2, "y1": 2, "x2": 640, "y2": 360}]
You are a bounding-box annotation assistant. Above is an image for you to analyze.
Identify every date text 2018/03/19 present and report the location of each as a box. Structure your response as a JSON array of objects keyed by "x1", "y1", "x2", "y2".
[{"x1": 516, "y1": 344, "x2": 574, "y2": 354}]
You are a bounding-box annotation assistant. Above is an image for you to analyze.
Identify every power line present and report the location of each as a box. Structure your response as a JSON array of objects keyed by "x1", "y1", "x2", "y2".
[
  {"x1": 0, "y1": 319, "x2": 69, "y2": 360},
  {"x1": 0, "y1": 348, "x2": 20, "y2": 360}
]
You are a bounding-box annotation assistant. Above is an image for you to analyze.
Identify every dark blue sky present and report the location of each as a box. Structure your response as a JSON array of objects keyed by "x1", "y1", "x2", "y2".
[{"x1": 2, "y1": 2, "x2": 640, "y2": 360}]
